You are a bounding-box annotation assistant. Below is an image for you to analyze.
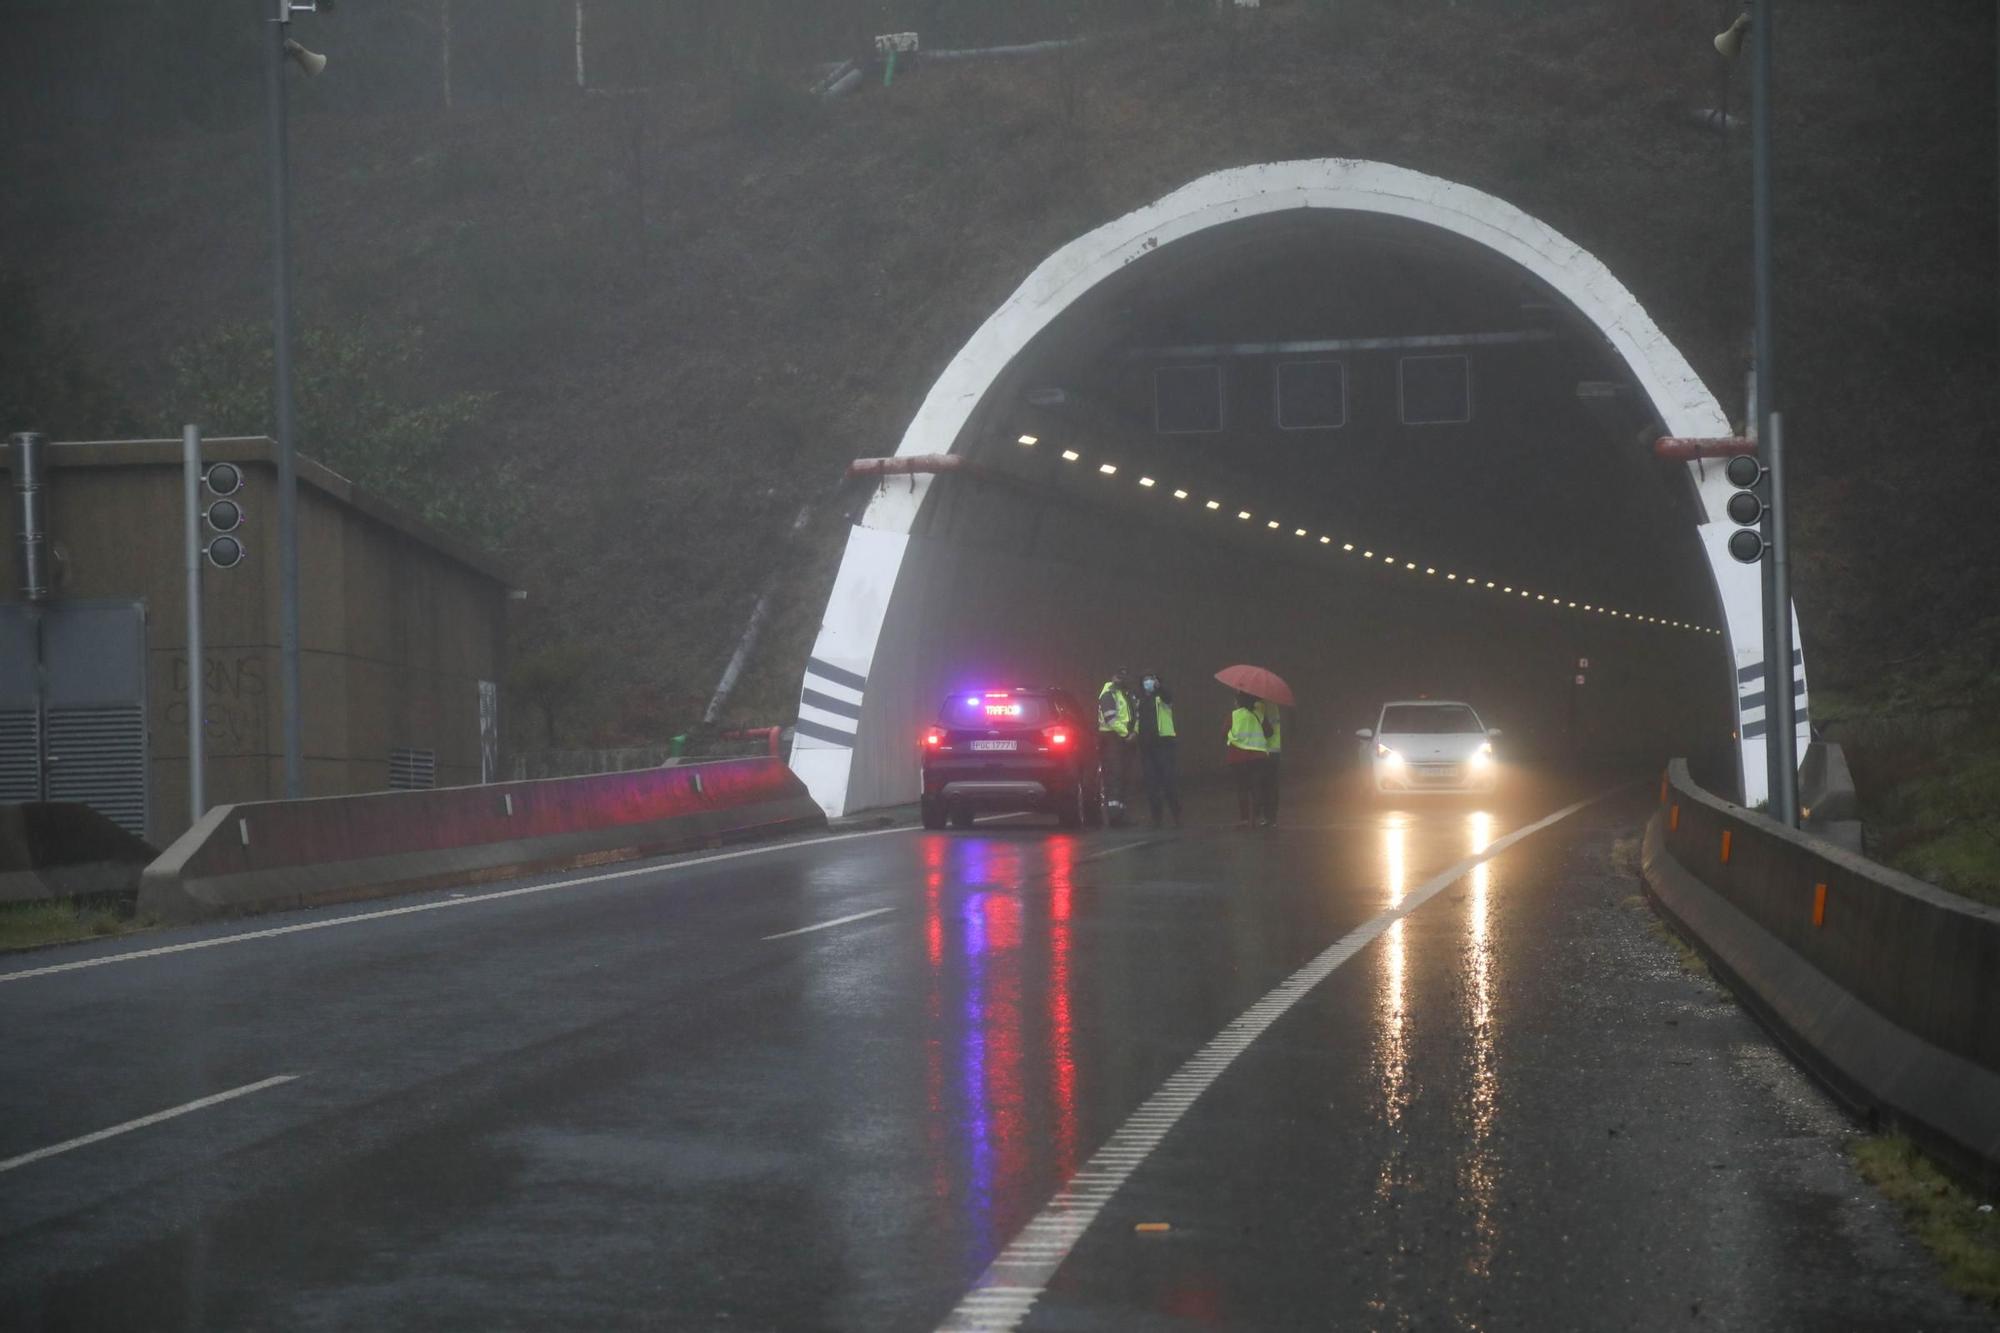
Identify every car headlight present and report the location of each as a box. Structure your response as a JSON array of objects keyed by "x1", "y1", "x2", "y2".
[
  {"x1": 1469, "y1": 742, "x2": 1494, "y2": 767},
  {"x1": 1376, "y1": 745, "x2": 1402, "y2": 764}
]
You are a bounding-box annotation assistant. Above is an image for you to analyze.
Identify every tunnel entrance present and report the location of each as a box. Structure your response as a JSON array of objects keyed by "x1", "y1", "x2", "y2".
[{"x1": 793, "y1": 161, "x2": 1807, "y2": 817}]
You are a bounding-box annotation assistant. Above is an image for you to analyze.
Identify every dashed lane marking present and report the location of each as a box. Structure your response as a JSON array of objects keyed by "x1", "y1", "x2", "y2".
[
  {"x1": 934, "y1": 787, "x2": 1618, "y2": 1332},
  {"x1": 1075, "y1": 835, "x2": 1172, "y2": 864},
  {"x1": 760, "y1": 907, "x2": 895, "y2": 941},
  {"x1": 0, "y1": 1074, "x2": 302, "y2": 1175},
  {"x1": 0, "y1": 827, "x2": 913, "y2": 987}
]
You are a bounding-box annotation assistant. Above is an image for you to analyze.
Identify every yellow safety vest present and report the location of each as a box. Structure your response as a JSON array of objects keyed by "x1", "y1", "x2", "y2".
[
  {"x1": 1098, "y1": 682, "x2": 1133, "y2": 737},
  {"x1": 1255, "y1": 700, "x2": 1283, "y2": 754},
  {"x1": 1228, "y1": 706, "x2": 1268, "y2": 754},
  {"x1": 1150, "y1": 696, "x2": 1177, "y2": 739}
]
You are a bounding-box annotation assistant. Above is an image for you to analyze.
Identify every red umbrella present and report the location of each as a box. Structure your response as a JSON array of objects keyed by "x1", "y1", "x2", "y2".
[{"x1": 1213, "y1": 664, "x2": 1295, "y2": 707}]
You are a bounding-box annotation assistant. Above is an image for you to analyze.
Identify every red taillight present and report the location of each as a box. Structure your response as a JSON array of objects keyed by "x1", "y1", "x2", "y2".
[
  {"x1": 1046, "y1": 728, "x2": 1070, "y2": 749},
  {"x1": 924, "y1": 727, "x2": 945, "y2": 749}
]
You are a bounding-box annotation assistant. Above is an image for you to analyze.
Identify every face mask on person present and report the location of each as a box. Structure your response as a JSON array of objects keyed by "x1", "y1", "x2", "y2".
[{"x1": 1142, "y1": 677, "x2": 1158, "y2": 693}]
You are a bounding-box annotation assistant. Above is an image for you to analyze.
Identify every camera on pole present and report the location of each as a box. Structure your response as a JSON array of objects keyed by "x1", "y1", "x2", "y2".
[
  {"x1": 203, "y1": 462, "x2": 247, "y2": 568},
  {"x1": 1724, "y1": 454, "x2": 1766, "y2": 563}
]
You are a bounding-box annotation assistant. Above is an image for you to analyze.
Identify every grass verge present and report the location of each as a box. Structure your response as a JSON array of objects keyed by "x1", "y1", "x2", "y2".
[
  {"x1": 1850, "y1": 1133, "x2": 2000, "y2": 1307},
  {"x1": 0, "y1": 898, "x2": 151, "y2": 952}
]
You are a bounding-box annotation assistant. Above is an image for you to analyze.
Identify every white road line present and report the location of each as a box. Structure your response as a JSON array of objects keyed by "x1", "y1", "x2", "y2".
[
  {"x1": 760, "y1": 906, "x2": 895, "y2": 942},
  {"x1": 0, "y1": 1074, "x2": 302, "y2": 1175},
  {"x1": 934, "y1": 787, "x2": 1616, "y2": 1332},
  {"x1": 1075, "y1": 835, "x2": 1170, "y2": 864},
  {"x1": 0, "y1": 826, "x2": 913, "y2": 987}
]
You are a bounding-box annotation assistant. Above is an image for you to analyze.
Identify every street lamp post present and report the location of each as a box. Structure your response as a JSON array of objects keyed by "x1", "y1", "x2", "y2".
[
  {"x1": 1750, "y1": 3, "x2": 1800, "y2": 827},
  {"x1": 1721, "y1": 5, "x2": 1799, "y2": 825},
  {"x1": 263, "y1": 1, "x2": 327, "y2": 800}
]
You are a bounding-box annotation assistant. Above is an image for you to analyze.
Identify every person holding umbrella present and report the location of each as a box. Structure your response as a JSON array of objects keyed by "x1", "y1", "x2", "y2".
[
  {"x1": 1215, "y1": 664, "x2": 1295, "y2": 829},
  {"x1": 1226, "y1": 690, "x2": 1270, "y2": 827}
]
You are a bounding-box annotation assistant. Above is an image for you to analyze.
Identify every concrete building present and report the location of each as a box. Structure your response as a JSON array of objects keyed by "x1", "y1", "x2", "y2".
[{"x1": 2, "y1": 437, "x2": 514, "y2": 846}]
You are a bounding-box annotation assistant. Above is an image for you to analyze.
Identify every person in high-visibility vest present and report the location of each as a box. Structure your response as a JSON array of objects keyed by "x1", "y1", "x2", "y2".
[
  {"x1": 1254, "y1": 697, "x2": 1283, "y2": 826},
  {"x1": 1097, "y1": 667, "x2": 1140, "y2": 825},
  {"x1": 1226, "y1": 690, "x2": 1270, "y2": 828},
  {"x1": 1136, "y1": 670, "x2": 1182, "y2": 828}
]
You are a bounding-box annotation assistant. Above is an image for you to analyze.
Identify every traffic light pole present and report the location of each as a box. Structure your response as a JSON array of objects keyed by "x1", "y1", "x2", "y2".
[
  {"x1": 183, "y1": 425, "x2": 206, "y2": 822},
  {"x1": 1751, "y1": 0, "x2": 1799, "y2": 826},
  {"x1": 265, "y1": 0, "x2": 305, "y2": 799}
]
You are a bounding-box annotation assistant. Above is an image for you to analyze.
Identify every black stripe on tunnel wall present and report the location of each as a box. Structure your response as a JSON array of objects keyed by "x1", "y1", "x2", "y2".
[
  {"x1": 807, "y1": 656, "x2": 869, "y2": 692},
  {"x1": 801, "y1": 688, "x2": 863, "y2": 720},
  {"x1": 794, "y1": 718, "x2": 858, "y2": 747}
]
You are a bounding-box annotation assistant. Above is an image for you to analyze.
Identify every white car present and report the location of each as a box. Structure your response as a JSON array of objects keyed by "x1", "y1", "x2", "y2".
[{"x1": 1357, "y1": 700, "x2": 1500, "y2": 795}]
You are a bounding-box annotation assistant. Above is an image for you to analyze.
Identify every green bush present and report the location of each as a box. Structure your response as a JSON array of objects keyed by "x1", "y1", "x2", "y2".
[{"x1": 165, "y1": 322, "x2": 518, "y2": 549}]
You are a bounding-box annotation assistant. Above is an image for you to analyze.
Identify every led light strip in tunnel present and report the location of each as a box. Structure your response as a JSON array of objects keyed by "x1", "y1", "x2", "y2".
[{"x1": 1018, "y1": 435, "x2": 1722, "y2": 635}]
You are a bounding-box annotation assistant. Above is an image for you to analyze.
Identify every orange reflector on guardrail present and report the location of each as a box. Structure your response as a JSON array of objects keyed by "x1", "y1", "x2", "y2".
[
  {"x1": 1669, "y1": 804, "x2": 1680, "y2": 831},
  {"x1": 1720, "y1": 830, "x2": 1732, "y2": 863},
  {"x1": 1813, "y1": 882, "x2": 1827, "y2": 927}
]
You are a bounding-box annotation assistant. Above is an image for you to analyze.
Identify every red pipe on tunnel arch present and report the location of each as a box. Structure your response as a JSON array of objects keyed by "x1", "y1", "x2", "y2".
[
  {"x1": 845, "y1": 454, "x2": 978, "y2": 480},
  {"x1": 1654, "y1": 436, "x2": 1754, "y2": 462}
]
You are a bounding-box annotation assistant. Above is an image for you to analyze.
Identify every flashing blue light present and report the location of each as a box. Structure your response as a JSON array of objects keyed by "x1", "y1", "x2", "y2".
[{"x1": 964, "y1": 695, "x2": 980, "y2": 708}]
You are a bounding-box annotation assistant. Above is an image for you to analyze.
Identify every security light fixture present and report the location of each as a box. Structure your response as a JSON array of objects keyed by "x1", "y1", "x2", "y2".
[{"x1": 1714, "y1": 13, "x2": 1750, "y2": 59}]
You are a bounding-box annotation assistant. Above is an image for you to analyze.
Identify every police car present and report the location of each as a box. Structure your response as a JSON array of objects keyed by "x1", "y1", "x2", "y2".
[
  {"x1": 1357, "y1": 700, "x2": 1500, "y2": 795},
  {"x1": 920, "y1": 687, "x2": 1104, "y2": 829}
]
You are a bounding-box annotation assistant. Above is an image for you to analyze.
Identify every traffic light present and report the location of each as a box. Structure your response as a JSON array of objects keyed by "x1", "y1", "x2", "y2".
[
  {"x1": 203, "y1": 462, "x2": 246, "y2": 569},
  {"x1": 1724, "y1": 454, "x2": 1766, "y2": 563}
]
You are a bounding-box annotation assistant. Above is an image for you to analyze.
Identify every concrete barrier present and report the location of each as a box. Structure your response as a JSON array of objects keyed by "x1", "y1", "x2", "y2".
[
  {"x1": 0, "y1": 803, "x2": 156, "y2": 905},
  {"x1": 139, "y1": 757, "x2": 827, "y2": 924},
  {"x1": 1643, "y1": 759, "x2": 2000, "y2": 1184}
]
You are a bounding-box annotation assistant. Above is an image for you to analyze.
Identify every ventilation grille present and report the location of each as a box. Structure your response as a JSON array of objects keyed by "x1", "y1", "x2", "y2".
[
  {"x1": 0, "y1": 710, "x2": 41, "y2": 804},
  {"x1": 45, "y1": 705, "x2": 147, "y2": 836},
  {"x1": 389, "y1": 747, "x2": 437, "y2": 791}
]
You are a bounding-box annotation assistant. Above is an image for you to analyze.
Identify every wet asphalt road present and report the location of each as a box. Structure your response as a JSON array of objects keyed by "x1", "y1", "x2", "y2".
[{"x1": 0, "y1": 772, "x2": 1984, "y2": 1331}]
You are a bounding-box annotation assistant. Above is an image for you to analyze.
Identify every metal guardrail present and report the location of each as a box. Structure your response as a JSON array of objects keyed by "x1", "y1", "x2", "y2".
[
  {"x1": 1645, "y1": 759, "x2": 2000, "y2": 1183},
  {"x1": 510, "y1": 727, "x2": 790, "y2": 781}
]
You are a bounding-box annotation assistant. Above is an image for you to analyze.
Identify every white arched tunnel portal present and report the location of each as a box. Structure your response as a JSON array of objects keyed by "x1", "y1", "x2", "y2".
[{"x1": 791, "y1": 160, "x2": 1807, "y2": 817}]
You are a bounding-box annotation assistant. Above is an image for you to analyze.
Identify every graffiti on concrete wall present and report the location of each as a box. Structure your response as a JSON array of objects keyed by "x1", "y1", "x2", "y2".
[{"x1": 165, "y1": 653, "x2": 267, "y2": 751}]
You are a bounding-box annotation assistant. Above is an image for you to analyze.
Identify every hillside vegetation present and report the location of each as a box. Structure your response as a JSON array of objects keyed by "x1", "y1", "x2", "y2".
[{"x1": 3, "y1": 1, "x2": 1994, "y2": 789}]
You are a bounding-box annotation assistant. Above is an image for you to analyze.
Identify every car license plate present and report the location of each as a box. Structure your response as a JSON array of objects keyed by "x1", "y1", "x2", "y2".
[{"x1": 970, "y1": 739, "x2": 1018, "y2": 752}]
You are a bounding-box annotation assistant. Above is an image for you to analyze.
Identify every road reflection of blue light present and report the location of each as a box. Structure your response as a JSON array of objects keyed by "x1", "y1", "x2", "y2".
[
  {"x1": 925, "y1": 836, "x2": 1071, "y2": 1267},
  {"x1": 960, "y1": 884, "x2": 993, "y2": 1256},
  {"x1": 962, "y1": 838, "x2": 992, "y2": 889}
]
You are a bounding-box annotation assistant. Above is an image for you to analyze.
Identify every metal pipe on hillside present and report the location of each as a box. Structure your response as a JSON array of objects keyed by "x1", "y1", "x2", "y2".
[
  {"x1": 703, "y1": 505, "x2": 814, "y2": 727},
  {"x1": 10, "y1": 432, "x2": 49, "y2": 603},
  {"x1": 922, "y1": 38, "x2": 1086, "y2": 62}
]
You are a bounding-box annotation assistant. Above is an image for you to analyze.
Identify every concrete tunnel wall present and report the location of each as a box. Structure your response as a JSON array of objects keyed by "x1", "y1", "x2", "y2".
[
  {"x1": 792, "y1": 160, "x2": 1807, "y2": 817},
  {"x1": 825, "y1": 477, "x2": 1726, "y2": 816}
]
